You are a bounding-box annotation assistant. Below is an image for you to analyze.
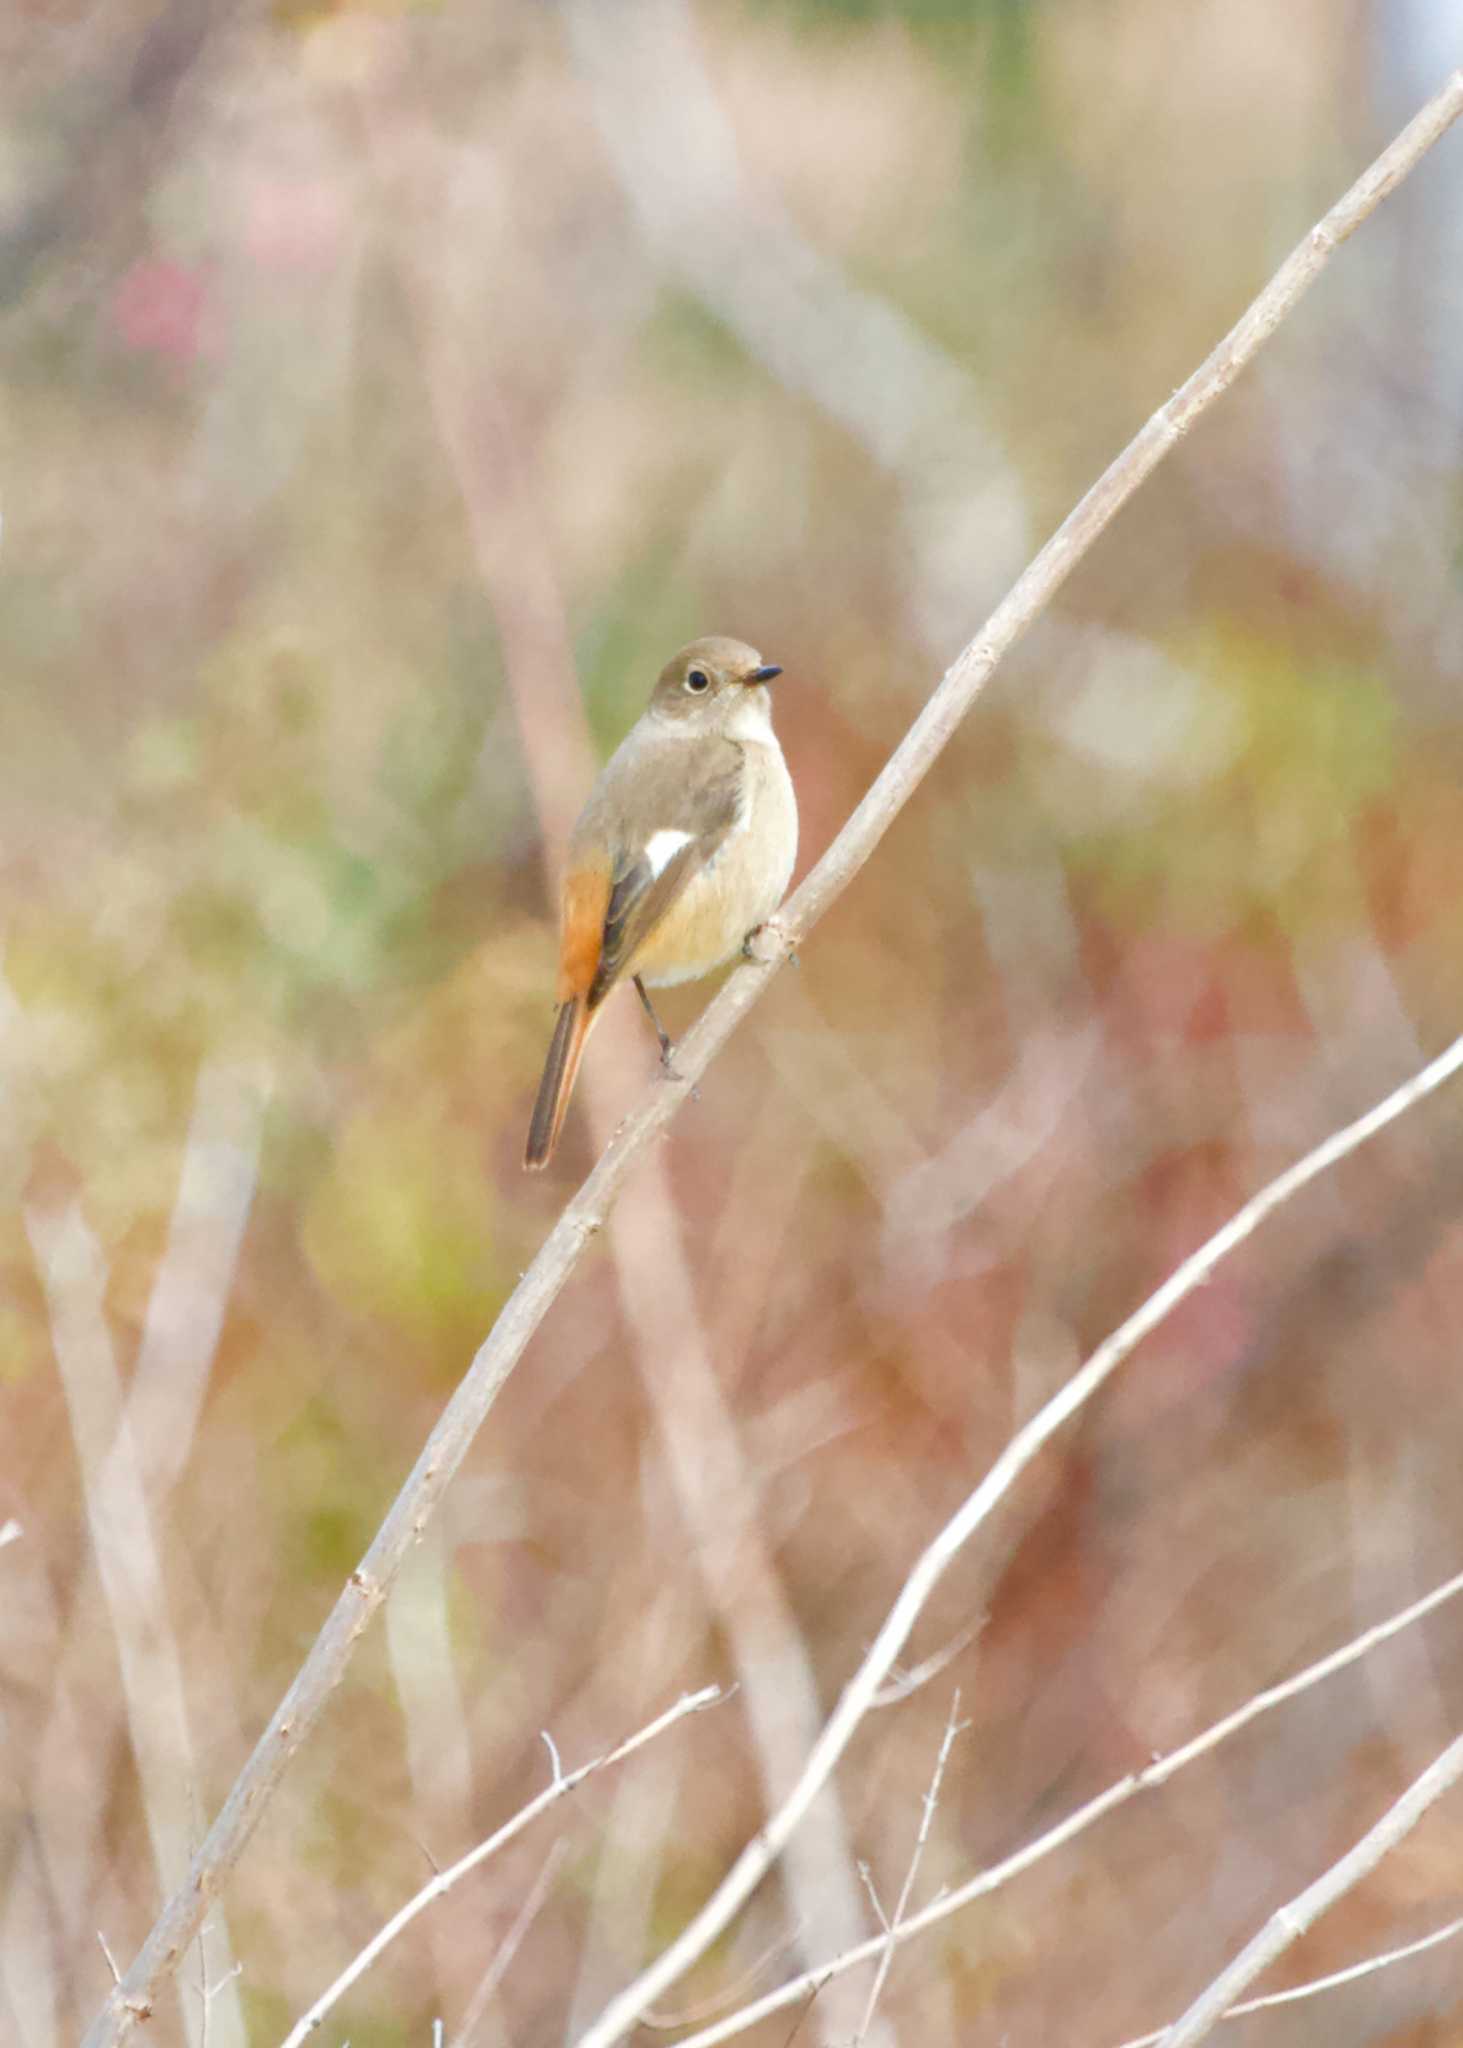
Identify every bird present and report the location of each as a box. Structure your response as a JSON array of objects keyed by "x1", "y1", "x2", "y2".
[{"x1": 524, "y1": 635, "x2": 797, "y2": 1169}]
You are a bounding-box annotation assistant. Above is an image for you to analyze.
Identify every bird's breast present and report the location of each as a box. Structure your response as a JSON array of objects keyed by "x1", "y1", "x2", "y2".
[{"x1": 637, "y1": 739, "x2": 798, "y2": 988}]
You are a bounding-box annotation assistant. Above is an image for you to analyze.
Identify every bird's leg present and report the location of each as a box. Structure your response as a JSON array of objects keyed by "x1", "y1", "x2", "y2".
[
  {"x1": 633, "y1": 976, "x2": 698, "y2": 1097},
  {"x1": 633, "y1": 975, "x2": 674, "y2": 1064}
]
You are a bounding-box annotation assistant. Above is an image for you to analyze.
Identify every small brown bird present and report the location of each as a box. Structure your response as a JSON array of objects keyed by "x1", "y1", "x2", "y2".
[{"x1": 525, "y1": 636, "x2": 797, "y2": 1169}]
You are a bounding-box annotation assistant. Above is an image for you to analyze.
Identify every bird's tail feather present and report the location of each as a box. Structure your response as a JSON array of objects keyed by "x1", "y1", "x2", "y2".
[{"x1": 524, "y1": 997, "x2": 592, "y2": 1169}]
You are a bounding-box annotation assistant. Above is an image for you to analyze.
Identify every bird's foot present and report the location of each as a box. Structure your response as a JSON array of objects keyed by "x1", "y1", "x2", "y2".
[
  {"x1": 743, "y1": 915, "x2": 797, "y2": 967},
  {"x1": 655, "y1": 1039, "x2": 699, "y2": 1101}
]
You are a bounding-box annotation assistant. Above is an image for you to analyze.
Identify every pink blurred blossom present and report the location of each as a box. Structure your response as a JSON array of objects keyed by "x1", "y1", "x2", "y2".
[{"x1": 111, "y1": 257, "x2": 214, "y2": 365}]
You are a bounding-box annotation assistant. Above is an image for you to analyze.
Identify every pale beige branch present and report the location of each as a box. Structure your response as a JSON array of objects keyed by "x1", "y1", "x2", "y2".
[
  {"x1": 24, "y1": 1053, "x2": 261, "y2": 2044},
  {"x1": 635, "y1": 1561, "x2": 1463, "y2": 2048},
  {"x1": 120, "y1": 1057, "x2": 269, "y2": 1498},
  {"x1": 279, "y1": 1687, "x2": 726, "y2": 2048},
  {"x1": 575, "y1": 1033, "x2": 1463, "y2": 2048},
  {"x1": 655, "y1": 1556, "x2": 1458, "y2": 2039},
  {"x1": 81, "y1": 67, "x2": 1463, "y2": 2048},
  {"x1": 1114, "y1": 1912, "x2": 1463, "y2": 2048},
  {"x1": 869, "y1": 1619, "x2": 982, "y2": 1710},
  {"x1": 24, "y1": 1201, "x2": 242, "y2": 2048},
  {"x1": 1155, "y1": 1732, "x2": 1463, "y2": 2047},
  {"x1": 853, "y1": 1693, "x2": 965, "y2": 2046}
]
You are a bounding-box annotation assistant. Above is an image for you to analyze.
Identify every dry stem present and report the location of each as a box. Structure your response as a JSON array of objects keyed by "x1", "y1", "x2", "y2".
[
  {"x1": 1155, "y1": 1732, "x2": 1463, "y2": 2047},
  {"x1": 852, "y1": 1693, "x2": 965, "y2": 2045},
  {"x1": 81, "y1": 66, "x2": 1463, "y2": 2048},
  {"x1": 661, "y1": 1560, "x2": 1463, "y2": 2048},
  {"x1": 1115, "y1": 1913, "x2": 1463, "y2": 2048},
  {"x1": 280, "y1": 1687, "x2": 725, "y2": 2046}
]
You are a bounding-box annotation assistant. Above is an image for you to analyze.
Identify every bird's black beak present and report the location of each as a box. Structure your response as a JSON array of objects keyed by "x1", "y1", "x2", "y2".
[{"x1": 749, "y1": 664, "x2": 782, "y2": 684}]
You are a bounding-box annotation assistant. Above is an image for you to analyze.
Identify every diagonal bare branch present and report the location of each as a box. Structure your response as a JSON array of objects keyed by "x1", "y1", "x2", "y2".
[
  {"x1": 1155, "y1": 1730, "x2": 1463, "y2": 2047},
  {"x1": 575, "y1": 1024, "x2": 1463, "y2": 2047},
  {"x1": 853, "y1": 1693, "x2": 965, "y2": 2045},
  {"x1": 659, "y1": 1560, "x2": 1463, "y2": 2048},
  {"x1": 81, "y1": 64, "x2": 1463, "y2": 2048},
  {"x1": 280, "y1": 1686, "x2": 726, "y2": 2048},
  {"x1": 1114, "y1": 1912, "x2": 1463, "y2": 2048}
]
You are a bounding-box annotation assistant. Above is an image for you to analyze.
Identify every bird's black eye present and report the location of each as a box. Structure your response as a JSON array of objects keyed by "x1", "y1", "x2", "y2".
[{"x1": 685, "y1": 668, "x2": 710, "y2": 693}]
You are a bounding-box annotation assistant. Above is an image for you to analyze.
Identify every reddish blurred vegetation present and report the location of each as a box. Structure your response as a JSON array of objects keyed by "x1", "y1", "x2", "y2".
[{"x1": 3, "y1": 3, "x2": 1463, "y2": 2045}]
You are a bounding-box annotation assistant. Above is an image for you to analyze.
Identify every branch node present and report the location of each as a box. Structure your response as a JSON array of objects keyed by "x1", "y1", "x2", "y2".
[{"x1": 741, "y1": 915, "x2": 796, "y2": 966}]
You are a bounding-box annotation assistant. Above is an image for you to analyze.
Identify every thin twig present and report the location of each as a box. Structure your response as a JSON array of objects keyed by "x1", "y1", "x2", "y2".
[
  {"x1": 853, "y1": 1694, "x2": 964, "y2": 2045},
  {"x1": 856, "y1": 1865, "x2": 888, "y2": 1935},
  {"x1": 279, "y1": 1687, "x2": 725, "y2": 2048},
  {"x1": 205, "y1": 1963, "x2": 243, "y2": 2005},
  {"x1": 1156, "y1": 1731, "x2": 1463, "y2": 2047},
  {"x1": 1113, "y1": 1911, "x2": 1463, "y2": 2048},
  {"x1": 869, "y1": 1620, "x2": 981, "y2": 1709},
  {"x1": 81, "y1": 67, "x2": 1463, "y2": 2048},
  {"x1": 641, "y1": 1928, "x2": 805, "y2": 2032},
  {"x1": 779, "y1": 1984, "x2": 827, "y2": 2048},
  {"x1": 575, "y1": 1021, "x2": 1463, "y2": 2048},
  {"x1": 448, "y1": 1840, "x2": 568, "y2": 2048},
  {"x1": 657, "y1": 1561, "x2": 1463, "y2": 2048}
]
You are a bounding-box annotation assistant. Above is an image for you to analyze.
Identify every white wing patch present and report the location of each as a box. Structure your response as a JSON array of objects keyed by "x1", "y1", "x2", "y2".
[{"x1": 644, "y1": 828, "x2": 693, "y2": 876}]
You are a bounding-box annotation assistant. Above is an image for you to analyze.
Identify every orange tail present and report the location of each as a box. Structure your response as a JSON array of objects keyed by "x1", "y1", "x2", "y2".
[{"x1": 524, "y1": 997, "x2": 594, "y2": 1169}]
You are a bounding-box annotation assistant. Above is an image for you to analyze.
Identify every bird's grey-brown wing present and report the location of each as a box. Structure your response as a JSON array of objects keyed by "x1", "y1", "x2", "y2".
[{"x1": 582, "y1": 738, "x2": 744, "y2": 1005}]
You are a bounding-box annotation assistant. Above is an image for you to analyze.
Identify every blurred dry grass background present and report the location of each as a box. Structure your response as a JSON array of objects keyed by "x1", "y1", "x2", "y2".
[{"x1": 4, "y1": 2, "x2": 1463, "y2": 2044}]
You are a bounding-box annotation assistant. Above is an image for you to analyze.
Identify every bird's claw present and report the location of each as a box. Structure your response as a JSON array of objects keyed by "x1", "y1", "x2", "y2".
[
  {"x1": 743, "y1": 915, "x2": 796, "y2": 966},
  {"x1": 662, "y1": 1063, "x2": 701, "y2": 1103},
  {"x1": 657, "y1": 1046, "x2": 700, "y2": 1102}
]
